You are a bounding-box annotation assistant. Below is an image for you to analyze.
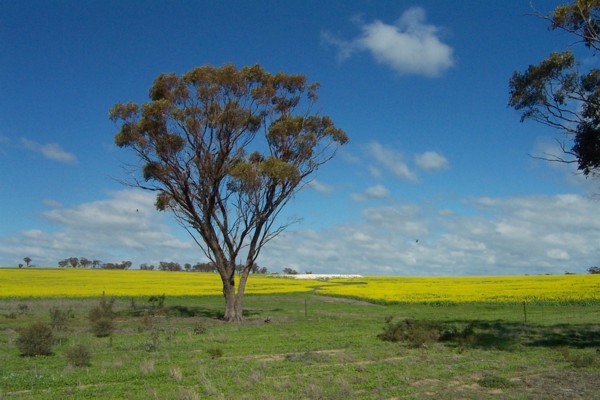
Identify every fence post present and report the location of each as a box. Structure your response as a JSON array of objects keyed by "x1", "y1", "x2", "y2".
[
  {"x1": 522, "y1": 301, "x2": 527, "y2": 324},
  {"x1": 305, "y1": 299, "x2": 308, "y2": 318}
]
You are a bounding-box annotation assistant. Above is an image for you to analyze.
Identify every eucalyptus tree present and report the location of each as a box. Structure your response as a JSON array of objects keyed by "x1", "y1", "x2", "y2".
[
  {"x1": 509, "y1": 0, "x2": 600, "y2": 176},
  {"x1": 110, "y1": 64, "x2": 348, "y2": 321}
]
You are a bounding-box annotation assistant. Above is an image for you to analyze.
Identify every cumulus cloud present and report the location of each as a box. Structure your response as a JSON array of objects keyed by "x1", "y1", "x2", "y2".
[
  {"x1": 367, "y1": 142, "x2": 418, "y2": 182},
  {"x1": 350, "y1": 184, "x2": 390, "y2": 202},
  {"x1": 0, "y1": 189, "x2": 195, "y2": 267},
  {"x1": 3, "y1": 188, "x2": 598, "y2": 276},
  {"x1": 260, "y1": 194, "x2": 600, "y2": 275},
  {"x1": 308, "y1": 179, "x2": 334, "y2": 194},
  {"x1": 323, "y1": 7, "x2": 455, "y2": 77},
  {"x1": 21, "y1": 138, "x2": 77, "y2": 164},
  {"x1": 415, "y1": 151, "x2": 449, "y2": 171}
]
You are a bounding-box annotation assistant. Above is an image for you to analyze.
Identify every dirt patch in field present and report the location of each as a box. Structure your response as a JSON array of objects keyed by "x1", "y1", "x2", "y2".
[{"x1": 521, "y1": 371, "x2": 600, "y2": 399}]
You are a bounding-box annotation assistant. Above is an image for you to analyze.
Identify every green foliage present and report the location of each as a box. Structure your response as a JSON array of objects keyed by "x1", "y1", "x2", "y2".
[
  {"x1": 16, "y1": 321, "x2": 54, "y2": 356},
  {"x1": 439, "y1": 321, "x2": 477, "y2": 347},
  {"x1": 509, "y1": 1, "x2": 600, "y2": 176},
  {"x1": 65, "y1": 344, "x2": 92, "y2": 367}
]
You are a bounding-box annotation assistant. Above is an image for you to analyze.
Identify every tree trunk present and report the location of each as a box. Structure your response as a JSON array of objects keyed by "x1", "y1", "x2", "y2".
[
  {"x1": 222, "y1": 277, "x2": 243, "y2": 322},
  {"x1": 221, "y1": 268, "x2": 252, "y2": 322}
]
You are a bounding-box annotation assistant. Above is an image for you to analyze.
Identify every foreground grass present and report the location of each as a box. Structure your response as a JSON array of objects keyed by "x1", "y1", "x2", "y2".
[{"x1": 1, "y1": 293, "x2": 599, "y2": 399}]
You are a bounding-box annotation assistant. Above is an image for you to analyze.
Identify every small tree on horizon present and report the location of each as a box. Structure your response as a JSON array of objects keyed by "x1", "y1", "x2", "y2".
[
  {"x1": 23, "y1": 257, "x2": 31, "y2": 267},
  {"x1": 110, "y1": 63, "x2": 347, "y2": 321}
]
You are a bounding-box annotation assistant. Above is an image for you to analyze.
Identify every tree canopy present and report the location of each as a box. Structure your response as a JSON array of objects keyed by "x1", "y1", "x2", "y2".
[
  {"x1": 509, "y1": 0, "x2": 600, "y2": 177},
  {"x1": 110, "y1": 64, "x2": 348, "y2": 321}
]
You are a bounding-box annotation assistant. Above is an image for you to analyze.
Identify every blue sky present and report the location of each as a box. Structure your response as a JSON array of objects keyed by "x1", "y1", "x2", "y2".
[{"x1": 1, "y1": 0, "x2": 599, "y2": 275}]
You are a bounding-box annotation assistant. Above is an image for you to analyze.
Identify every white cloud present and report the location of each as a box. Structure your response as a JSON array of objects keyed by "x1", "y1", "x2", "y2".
[
  {"x1": 415, "y1": 151, "x2": 449, "y2": 171},
  {"x1": 4, "y1": 188, "x2": 599, "y2": 276},
  {"x1": 367, "y1": 142, "x2": 418, "y2": 182},
  {"x1": 0, "y1": 189, "x2": 195, "y2": 267},
  {"x1": 323, "y1": 7, "x2": 455, "y2": 77},
  {"x1": 350, "y1": 184, "x2": 390, "y2": 202},
  {"x1": 308, "y1": 179, "x2": 334, "y2": 194},
  {"x1": 260, "y1": 194, "x2": 600, "y2": 275},
  {"x1": 21, "y1": 138, "x2": 77, "y2": 164}
]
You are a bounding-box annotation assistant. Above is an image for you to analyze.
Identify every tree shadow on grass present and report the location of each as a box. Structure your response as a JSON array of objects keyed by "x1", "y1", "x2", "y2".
[{"x1": 441, "y1": 320, "x2": 600, "y2": 350}]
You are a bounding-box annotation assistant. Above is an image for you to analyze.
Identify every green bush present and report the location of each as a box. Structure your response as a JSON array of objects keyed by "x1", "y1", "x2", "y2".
[
  {"x1": 91, "y1": 317, "x2": 114, "y2": 337},
  {"x1": 16, "y1": 321, "x2": 54, "y2": 356},
  {"x1": 65, "y1": 344, "x2": 92, "y2": 367},
  {"x1": 377, "y1": 318, "x2": 441, "y2": 348}
]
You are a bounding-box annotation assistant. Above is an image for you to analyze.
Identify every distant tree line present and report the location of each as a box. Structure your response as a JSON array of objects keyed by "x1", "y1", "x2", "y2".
[
  {"x1": 57, "y1": 258, "x2": 130, "y2": 269},
  {"x1": 56, "y1": 257, "x2": 268, "y2": 273}
]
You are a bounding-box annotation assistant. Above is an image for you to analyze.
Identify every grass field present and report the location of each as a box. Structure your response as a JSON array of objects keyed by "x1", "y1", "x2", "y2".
[{"x1": 1, "y1": 269, "x2": 599, "y2": 399}]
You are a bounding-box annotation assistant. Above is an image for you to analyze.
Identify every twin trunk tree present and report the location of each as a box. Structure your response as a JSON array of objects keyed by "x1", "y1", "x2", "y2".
[{"x1": 110, "y1": 64, "x2": 348, "y2": 321}]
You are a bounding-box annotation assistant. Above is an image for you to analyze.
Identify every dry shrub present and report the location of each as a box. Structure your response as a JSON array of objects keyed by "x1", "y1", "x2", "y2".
[
  {"x1": 169, "y1": 366, "x2": 183, "y2": 382},
  {"x1": 177, "y1": 388, "x2": 200, "y2": 400},
  {"x1": 140, "y1": 359, "x2": 155, "y2": 375}
]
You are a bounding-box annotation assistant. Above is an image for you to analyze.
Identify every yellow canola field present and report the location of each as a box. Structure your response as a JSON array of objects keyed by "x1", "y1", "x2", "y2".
[
  {"x1": 0, "y1": 269, "x2": 319, "y2": 298},
  {"x1": 0, "y1": 268, "x2": 599, "y2": 303},
  {"x1": 318, "y1": 274, "x2": 600, "y2": 303}
]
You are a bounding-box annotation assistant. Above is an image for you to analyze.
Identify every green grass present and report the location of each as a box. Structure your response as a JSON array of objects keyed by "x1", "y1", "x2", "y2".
[{"x1": 1, "y1": 293, "x2": 599, "y2": 399}]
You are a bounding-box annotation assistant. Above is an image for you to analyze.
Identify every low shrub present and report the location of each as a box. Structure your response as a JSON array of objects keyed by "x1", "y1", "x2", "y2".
[
  {"x1": 89, "y1": 294, "x2": 115, "y2": 322},
  {"x1": 377, "y1": 318, "x2": 441, "y2": 348},
  {"x1": 89, "y1": 294, "x2": 115, "y2": 337},
  {"x1": 91, "y1": 318, "x2": 114, "y2": 338},
  {"x1": 16, "y1": 321, "x2": 54, "y2": 356},
  {"x1": 439, "y1": 321, "x2": 477, "y2": 347},
  {"x1": 65, "y1": 344, "x2": 92, "y2": 367},
  {"x1": 50, "y1": 307, "x2": 73, "y2": 331}
]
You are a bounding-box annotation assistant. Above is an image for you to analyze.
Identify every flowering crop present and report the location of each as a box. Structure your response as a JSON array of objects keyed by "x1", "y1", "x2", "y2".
[
  {"x1": 0, "y1": 269, "x2": 318, "y2": 298},
  {"x1": 0, "y1": 268, "x2": 598, "y2": 303},
  {"x1": 316, "y1": 274, "x2": 600, "y2": 303}
]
